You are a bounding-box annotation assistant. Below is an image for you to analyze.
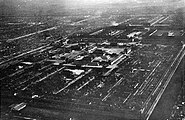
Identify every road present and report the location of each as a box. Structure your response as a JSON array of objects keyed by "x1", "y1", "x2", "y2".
[
  {"x1": 118, "y1": 18, "x2": 135, "y2": 25},
  {"x1": 150, "y1": 16, "x2": 165, "y2": 26},
  {"x1": 6, "y1": 26, "x2": 58, "y2": 43},
  {"x1": 53, "y1": 69, "x2": 93, "y2": 94},
  {"x1": 159, "y1": 15, "x2": 172, "y2": 24},
  {"x1": 21, "y1": 67, "x2": 65, "y2": 91},
  {"x1": 149, "y1": 54, "x2": 184, "y2": 120},
  {"x1": 0, "y1": 45, "x2": 52, "y2": 66},
  {"x1": 146, "y1": 44, "x2": 185, "y2": 120},
  {"x1": 72, "y1": 16, "x2": 100, "y2": 25},
  {"x1": 149, "y1": 30, "x2": 158, "y2": 36}
]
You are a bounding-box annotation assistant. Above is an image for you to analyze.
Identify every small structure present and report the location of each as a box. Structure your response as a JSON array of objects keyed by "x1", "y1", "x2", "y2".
[{"x1": 10, "y1": 102, "x2": 27, "y2": 111}]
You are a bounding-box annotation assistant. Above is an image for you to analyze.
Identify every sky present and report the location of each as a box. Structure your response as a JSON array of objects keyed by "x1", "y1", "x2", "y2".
[
  {"x1": 22, "y1": 0, "x2": 184, "y2": 9},
  {"x1": 1, "y1": 0, "x2": 184, "y2": 7},
  {"x1": 0, "y1": 0, "x2": 184, "y2": 16}
]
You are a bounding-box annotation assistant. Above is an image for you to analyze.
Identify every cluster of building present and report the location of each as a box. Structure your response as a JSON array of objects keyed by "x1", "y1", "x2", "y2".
[{"x1": 1, "y1": 11, "x2": 185, "y2": 120}]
